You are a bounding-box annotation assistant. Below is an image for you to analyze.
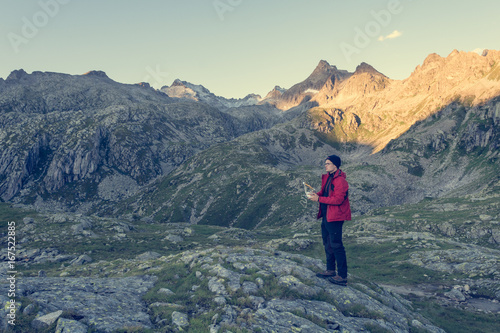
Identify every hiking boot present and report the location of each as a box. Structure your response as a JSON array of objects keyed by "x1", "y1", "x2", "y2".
[
  {"x1": 328, "y1": 275, "x2": 347, "y2": 286},
  {"x1": 316, "y1": 270, "x2": 337, "y2": 278}
]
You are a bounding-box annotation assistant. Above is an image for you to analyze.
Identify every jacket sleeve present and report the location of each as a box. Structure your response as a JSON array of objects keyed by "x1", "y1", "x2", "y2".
[
  {"x1": 318, "y1": 177, "x2": 348, "y2": 206},
  {"x1": 316, "y1": 175, "x2": 325, "y2": 196}
]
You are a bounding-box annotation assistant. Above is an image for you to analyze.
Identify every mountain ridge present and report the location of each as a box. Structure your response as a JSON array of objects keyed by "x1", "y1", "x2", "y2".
[
  {"x1": 308, "y1": 49, "x2": 500, "y2": 152},
  {"x1": 2, "y1": 50, "x2": 500, "y2": 333},
  {"x1": 160, "y1": 79, "x2": 262, "y2": 110},
  {"x1": 1, "y1": 49, "x2": 499, "y2": 211}
]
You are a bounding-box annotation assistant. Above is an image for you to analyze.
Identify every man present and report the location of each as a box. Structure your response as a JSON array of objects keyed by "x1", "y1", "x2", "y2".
[{"x1": 307, "y1": 154, "x2": 351, "y2": 286}]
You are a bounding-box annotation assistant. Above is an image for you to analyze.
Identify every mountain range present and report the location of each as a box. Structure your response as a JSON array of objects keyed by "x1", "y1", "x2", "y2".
[
  {"x1": 1, "y1": 49, "x2": 500, "y2": 333},
  {"x1": 1, "y1": 49, "x2": 498, "y2": 216}
]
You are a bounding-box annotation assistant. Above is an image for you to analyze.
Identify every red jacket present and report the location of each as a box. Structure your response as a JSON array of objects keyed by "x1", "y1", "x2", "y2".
[{"x1": 316, "y1": 169, "x2": 351, "y2": 222}]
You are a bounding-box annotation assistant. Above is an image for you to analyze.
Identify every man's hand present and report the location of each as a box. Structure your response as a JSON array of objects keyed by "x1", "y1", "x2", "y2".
[{"x1": 307, "y1": 193, "x2": 319, "y2": 201}]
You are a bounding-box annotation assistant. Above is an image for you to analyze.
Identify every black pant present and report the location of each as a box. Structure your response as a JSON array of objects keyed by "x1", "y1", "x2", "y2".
[{"x1": 321, "y1": 218, "x2": 347, "y2": 278}]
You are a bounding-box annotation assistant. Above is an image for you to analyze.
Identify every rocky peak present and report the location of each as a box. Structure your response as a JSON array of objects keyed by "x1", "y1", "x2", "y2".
[
  {"x1": 404, "y1": 49, "x2": 500, "y2": 103},
  {"x1": 308, "y1": 60, "x2": 339, "y2": 82},
  {"x1": 421, "y1": 52, "x2": 443, "y2": 66},
  {"x1": 6, "y1": 69, "x2": 29, "y2": 81},
  {"x1": 241, "y1": 93, "x2": 262, "y2": 100},
  {"x1": 82, "y1": 70, "x2": 109, "y2": 79},
  {"x1": 168, "y1": 79, "x2": 212, "y2": 95},
  {"x1": 262, "y1": 60, "x2": 352, "y2": 110},
  {"x1": 170, "y1": 78, "x2": 186, "y2": 87},
  {"x1": 161, "y1": 80, "x2": 262, "y2": 110},
  {"x1": 135, "y1": 82, "x2": 151, "y2": 88},
  {"x1": 354, "y1": 62, "x2": 386, "y2": 77},
  {"x1": 312, "y1": 59, "x2": 334, "y2": 73},
  {"x1": 415, "y1": 49, "x2": 498, "y2": 78},
  {"x1": 264, "y1": 85, "x2": 286, "y2": 99}
]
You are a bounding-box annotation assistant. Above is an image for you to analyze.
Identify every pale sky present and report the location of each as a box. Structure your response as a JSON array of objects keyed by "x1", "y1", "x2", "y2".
[{"x1": 1, "y1": 0, "x2": 498, "y2": 98}]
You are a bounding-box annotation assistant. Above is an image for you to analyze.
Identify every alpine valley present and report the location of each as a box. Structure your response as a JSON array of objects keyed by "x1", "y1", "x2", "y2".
[{"x1": 0, "y1": 50, "x2": 499, "y2": 333}]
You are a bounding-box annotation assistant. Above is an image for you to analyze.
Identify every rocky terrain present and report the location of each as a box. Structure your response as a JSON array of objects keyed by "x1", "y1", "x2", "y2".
[
  {"x1": 1, "y1": 193, "x2": 499, "y2": 332},
  {"x1": 161, "y1": 79, "x2": 263, "y2": 111},
  {"x1": 112, "y1": 92, "x2": 499, "y2": 229},
  {"x1": 309, "y1": 49, "x2": 500, "y2": 152},
  {"x1": 0, "y1": 70, "x2": 293, "y2": 210},
  {"x1": 1, "y1": 49, "x2": 500, "y2": 332},
  {"x1": 1, "y1": 50, "x2": 499, "y2": 213},
  {"x1": 259, "y1": 60, "x2": 352, "y2": 111}
]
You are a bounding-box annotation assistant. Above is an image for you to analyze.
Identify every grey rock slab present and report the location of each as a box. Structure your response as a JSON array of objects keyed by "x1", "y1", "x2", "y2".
[
  {"x1": 55, "y1": 317, "x2": 88, "y2": 333},
  {"x1": 410, "y1": 319, "x2": 447, "y2": 333},
  {"x1": 444, "y1": 288, "x2": 466, "y2": 302},
  {"x1": 164, "y1": 234, "x2": 184, "y2": 243},
  {"x1": 70, "y1": 254, "x2": 93, "y2": 266},
  {"x1": 225, "y1": 251, "x2": 321, "y2": 279},
  {"x1": 213, "y1": 296, "x2": 227, "y2": 305},
  {"x1": 172, "y1": 311, "x2": 189, "y2": 328},
  {"x1": 254, "y1": 306, "x2": 330, "y2": 333},
  {"x1": 158, "y1": 287, "x2": 175, "y2": 295},
  {"x1": 261, "y1": 299, "x2": 433, "y2": 333},
  {"x1": 241, "y1": 281, "x2": 259, "y2": 295},
  {"x1": 23, "y1": 303, "x2": 36, "y2": 315},
  {"x1": 408, "y1": 248, "x2": 500, "y2": 277},
  {"x1": 136, "y1": 251, "x2": 161, "y2": 261},
  {"x1": 248, "y1": 296, "x2": 265, "y2": 308},
  {"x1": 322, "y1": 283, "x2": 411, "y2": 331},
  {"x1": 32, "y1": 310, "x2": 63, "y2": 329},
  {"x1": 278, "y1": 275, "x2": 320, "y2": 297},
  {"x1": 209, "y1": 264, "x2": 242, "y2": 292},
  {"x1": 18, "y1": 275, "x2": 157, "y2": 332},
  {"x1": 208, "y1": 276, "x2": 228, "y2": 295},
  {"x1": 220, "y1": 305, "x2": 237, "y2": 325}
]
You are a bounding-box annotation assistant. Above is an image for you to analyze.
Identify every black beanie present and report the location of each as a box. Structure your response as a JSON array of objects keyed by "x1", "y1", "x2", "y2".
[{"x1": 327, "y1": 155, "x2": 341, "y2": 169}]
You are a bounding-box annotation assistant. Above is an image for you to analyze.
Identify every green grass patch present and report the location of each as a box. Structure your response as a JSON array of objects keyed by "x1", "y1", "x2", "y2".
[
  {"x1": 187, "y1": 311, "x2": 219, "y2": 332},
  {"x1": 0, "y1": 203, "x2": 36, "y2": 231},
  {"x1": 409, "y1": 297, "x2": 500, "y2": 333},
  {"x1": 255, "y1": 275, "x2": 302, "y2": 300},
  {"x1": 346, "y1": 241, "x2": 454, "y2": 285},
  {"x1": 290, "y1": 310, "x2": 328, "y2": 329},
  {"x1": 342, "y1": 303, "x2": 385, "y2": 320},
  {"x1": 364, "y1": 322, "x2": 393, "y2": 333}
]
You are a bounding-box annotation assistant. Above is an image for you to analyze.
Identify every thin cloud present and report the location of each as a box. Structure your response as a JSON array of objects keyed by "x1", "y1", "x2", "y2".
[{"x1": 378, "y1": 30, "x2": 402, "y2": 42}]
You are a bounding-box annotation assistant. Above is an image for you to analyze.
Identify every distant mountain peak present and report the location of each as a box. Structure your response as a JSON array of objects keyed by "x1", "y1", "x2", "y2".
[
  {"x1": 161, "y1": 79, "x2": 261, "y2": 109},
  {"x1": 82, "y1": 70, "x2": 109, "y2": 79},
  {"x1": 6, "y1": 69, "x2": 28, "y2": 81},
  {"x1": 171, "y1": 79, "x2": 186, "y2": 87},
  {"x1": 422, "y1": 53, "x2": 443, "y2": 66},
  {"x1": 310, "y1": 60, "x2": 337, "y2": 76},
  {"x1": 136, "y1": 82, "x2": 151, "y2": 88},
  {"x1": 354, "y1": 62, "x2": 386, "y2": 77},
  {"x1": 264, "y1": 86, "x2": 286, "y2": 100},
  {"x1": 317, "y1": 59, "x2": 331, "y2": 69}
]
